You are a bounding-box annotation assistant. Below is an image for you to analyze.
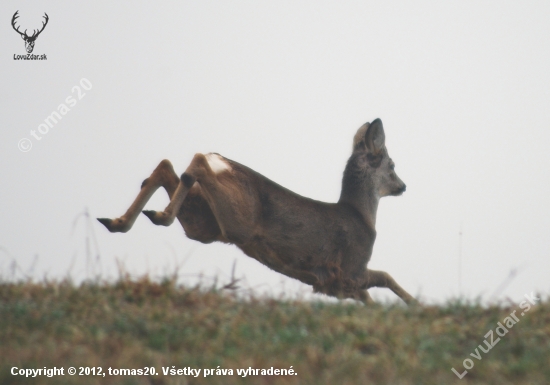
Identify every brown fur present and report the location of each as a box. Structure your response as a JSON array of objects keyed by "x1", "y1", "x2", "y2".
[{"x1": 97, "y1": 119, "x2": 416, "y2": 304}]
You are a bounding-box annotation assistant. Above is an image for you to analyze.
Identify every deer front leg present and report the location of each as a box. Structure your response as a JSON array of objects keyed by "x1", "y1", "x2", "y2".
[
  {"x1": 97, "y1": 159, "x2": 180, "y2": 232},
  {"x1": 354, "y1": 289, "x2": 375, "y2": 305},
  {"x1": 365, "y1": 269, "x2": 417, "y2": 305}
]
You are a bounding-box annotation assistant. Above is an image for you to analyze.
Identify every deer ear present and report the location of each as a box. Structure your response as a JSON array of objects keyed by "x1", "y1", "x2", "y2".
[{"x1": 365, "y1": 118, "x2": 385, "y2": 154}]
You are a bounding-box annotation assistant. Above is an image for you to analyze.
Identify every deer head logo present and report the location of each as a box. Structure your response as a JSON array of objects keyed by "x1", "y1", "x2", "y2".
[{"x1": 11, "y1": 11, "x2": 49, "y2": 54}]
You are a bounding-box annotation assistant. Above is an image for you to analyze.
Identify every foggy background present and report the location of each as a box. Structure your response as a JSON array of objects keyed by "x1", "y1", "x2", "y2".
[{"x1": 1, "y1": 1, "x2": 549, "y2": 304}]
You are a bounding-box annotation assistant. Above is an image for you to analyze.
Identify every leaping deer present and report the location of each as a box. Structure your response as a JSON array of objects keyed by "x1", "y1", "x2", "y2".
[
  {"x1": 98, "y1": 119, "x2": 416, "y2": 304},
  {"x1": 11, "y1": 11, "x2": 49, "y2": 54}
]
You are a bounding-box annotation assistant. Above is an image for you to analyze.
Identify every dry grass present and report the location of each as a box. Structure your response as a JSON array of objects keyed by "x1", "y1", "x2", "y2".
[{"x1": 1, "y1": 276, "x2": 549, "y2": 385}]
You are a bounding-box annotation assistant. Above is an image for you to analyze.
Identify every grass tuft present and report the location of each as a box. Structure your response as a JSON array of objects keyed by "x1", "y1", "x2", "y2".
[{"x1": 1, "y1": 276, "x2": 549, "y2": 384}]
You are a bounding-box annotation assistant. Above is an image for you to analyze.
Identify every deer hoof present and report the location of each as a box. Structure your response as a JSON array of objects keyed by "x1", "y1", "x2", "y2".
[
  {"x1": 142, "y1": 210, "x2": 174, "y2": 226},
  {"x1": 97, "y1": 217, "x2": 129, "y2": 233},
  {"x1": 406, "y1": 297, "x2": 420, "y2": 307}
]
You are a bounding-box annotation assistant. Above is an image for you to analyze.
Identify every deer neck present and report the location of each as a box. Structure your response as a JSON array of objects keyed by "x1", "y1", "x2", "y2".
[{"x1": 338, "y1": 154, "x2": 380, "y2": 229}]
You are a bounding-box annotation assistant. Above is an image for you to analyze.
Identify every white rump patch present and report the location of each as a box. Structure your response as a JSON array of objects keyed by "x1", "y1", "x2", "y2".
[{"x1": 205, "y1": 153, "x2": 231, "y2": 174}]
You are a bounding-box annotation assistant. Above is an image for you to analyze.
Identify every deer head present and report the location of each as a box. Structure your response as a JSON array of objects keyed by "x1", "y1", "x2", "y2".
[
  {"x1": 12, "y1": 11, "x2": 49, "y2": 53},
  {"x1": 346, "y1": 119, "x2": 406, "y2": 199}
]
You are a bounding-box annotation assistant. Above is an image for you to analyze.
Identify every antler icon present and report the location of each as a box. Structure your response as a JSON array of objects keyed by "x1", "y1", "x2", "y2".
[{"x1": 12, "y1": 11, "x2": 49, "y2": 53}]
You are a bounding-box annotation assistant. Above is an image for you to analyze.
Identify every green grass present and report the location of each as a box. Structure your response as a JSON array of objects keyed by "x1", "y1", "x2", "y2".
[{"x1": 1, "y1": 277, "x2": 549, "y2": 384}]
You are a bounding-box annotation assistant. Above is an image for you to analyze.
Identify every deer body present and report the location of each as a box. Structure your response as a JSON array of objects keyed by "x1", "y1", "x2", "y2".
[{"x1": 98, "y1": 119, "x2": 416, "y2": 304}]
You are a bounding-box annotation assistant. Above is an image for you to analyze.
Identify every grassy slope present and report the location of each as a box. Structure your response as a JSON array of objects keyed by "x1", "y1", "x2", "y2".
[{"x1": 1, "y1": 278, "x2": 549, "y2": 385}]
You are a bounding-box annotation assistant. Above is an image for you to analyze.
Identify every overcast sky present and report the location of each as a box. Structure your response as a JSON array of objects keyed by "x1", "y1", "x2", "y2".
[{"x1": 1, "y1": 1, "x2": 549, "y2": 304}]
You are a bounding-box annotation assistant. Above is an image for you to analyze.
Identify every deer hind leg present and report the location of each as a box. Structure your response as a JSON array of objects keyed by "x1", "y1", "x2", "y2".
[
  {"x1": 365, "y1": 269, "x2": 417, "y2": 305},
  {"x1": 97, "y1": 159, "x2": 180, "y2": 233},
  {"x1": 141, "y1": 153, "x2": 214, "y2": 228},
  {"x1": 143, "y1": 153, "x2": 256, "y2": 245}
]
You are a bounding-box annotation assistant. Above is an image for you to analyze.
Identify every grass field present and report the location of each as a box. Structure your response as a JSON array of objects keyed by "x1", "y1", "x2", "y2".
[{"x1": 1, "y1": 276, "x2": 549, "y2": 385}]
